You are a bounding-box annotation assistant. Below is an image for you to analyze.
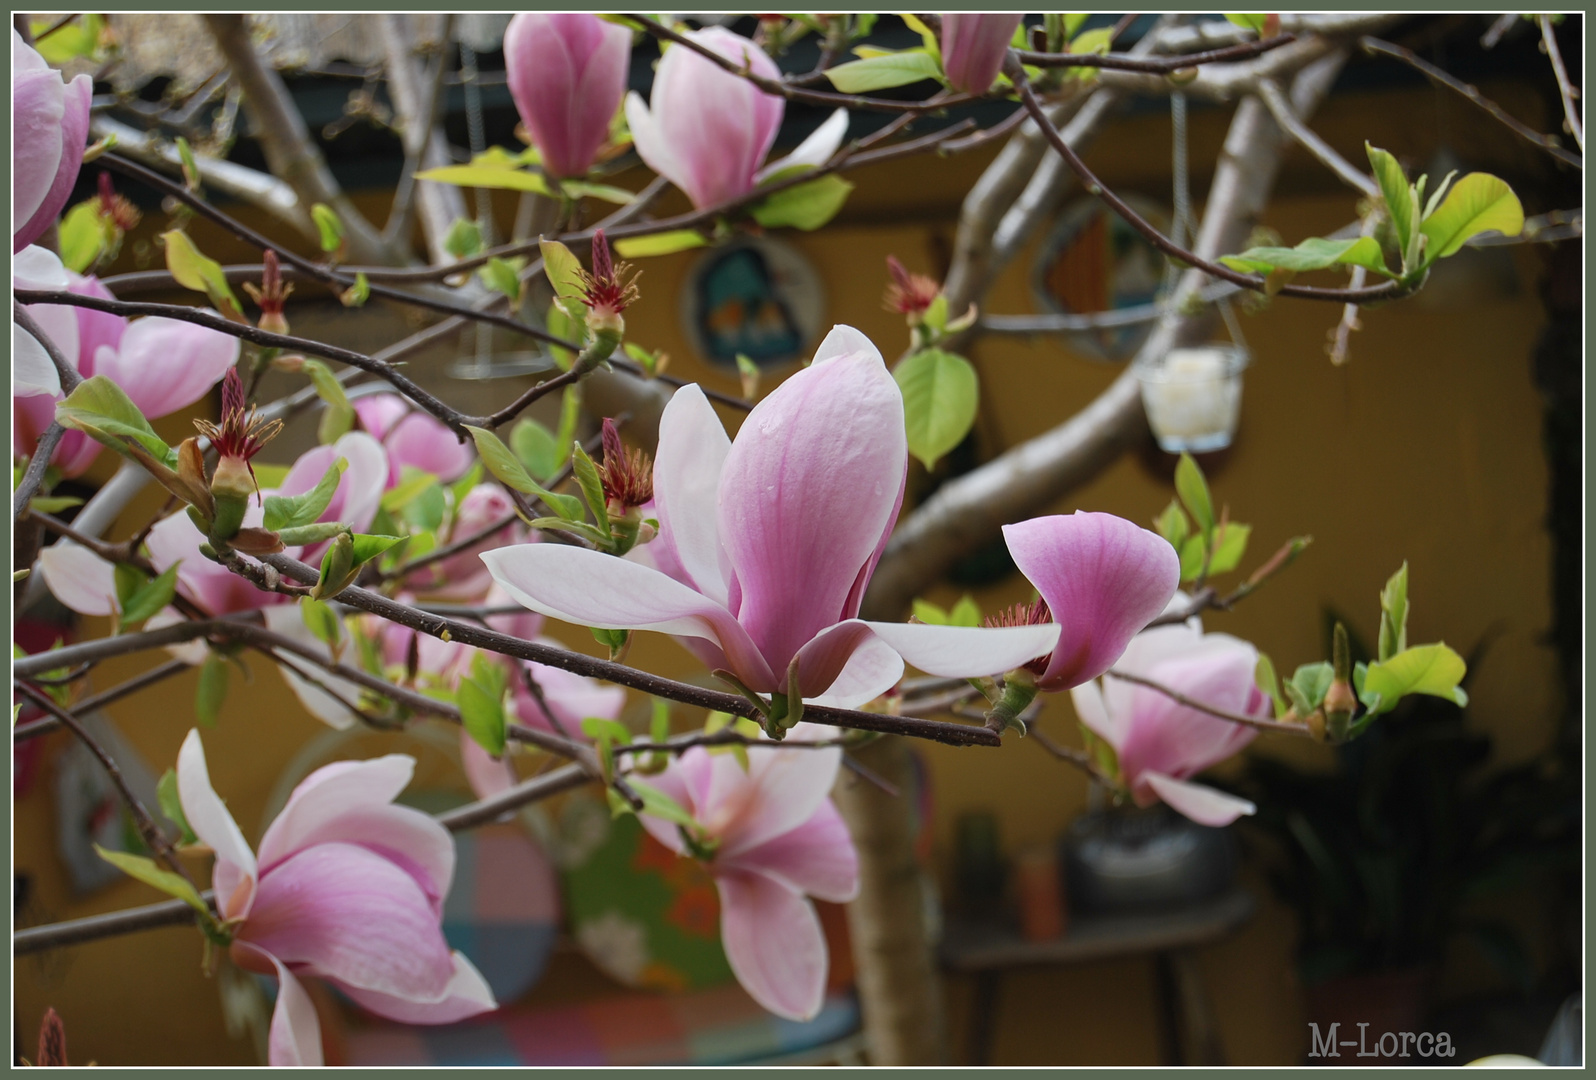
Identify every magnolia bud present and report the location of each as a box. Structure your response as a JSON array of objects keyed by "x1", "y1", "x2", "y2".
[{"x1": 312, "y1": 532, "x2": 358, "y2": 601}]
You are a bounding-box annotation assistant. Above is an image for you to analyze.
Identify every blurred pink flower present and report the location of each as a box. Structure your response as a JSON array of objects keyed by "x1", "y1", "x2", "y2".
[
  {"x1": 941, "y1": 14, "x2": 1023, "y2": 94},
  {"x1": 504, "y1": 13, "x2": 632, "y2": 179},
  {"x1": 13, "y1": 28, "x2": 92, "y2": 252},
  {"x1": 177, "y1": 730, "x2": 495, "y2": 1065},
  {"x1": 635, "y1": 725, "x2": 856, "y2": 1020},
  {"x1": 624, "y1": 27, "x2": 848, "y2": 209},
  {"x1": 1070, "y1": 606, "x2": 1264, "y2": 826},
  {"x1": 353, "y1": 393, "x2": 472, "y2": 487}
]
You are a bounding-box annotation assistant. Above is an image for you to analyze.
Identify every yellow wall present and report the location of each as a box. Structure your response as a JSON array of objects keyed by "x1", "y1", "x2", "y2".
[{"x1": 14, "y1": 79, "x2": 1562, "y2": 1065}]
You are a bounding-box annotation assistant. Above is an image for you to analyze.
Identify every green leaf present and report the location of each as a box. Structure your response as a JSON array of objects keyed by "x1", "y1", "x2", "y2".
[
  {"x1": 56, "y1": 375, "x2": 177, "y2": 467},
  {"x1": 948, "y1": 595, "x2": 982, "y2": 628},
  {"x1": 539, "y1": 239, "x2": 587, "y2": 306},
  {"x1": 1153, "y1": 499, "x2": 1190, "y2": 551},
  {"x1": 826, "y1": 48, "x2": 943, "y2": 93},
  {"x1": 299, "y1": 596, "x2": 342, "y2": 653},
  {"x1": 1255, "y1": 652, "x2": 1287, "y2": 718},
  {"x1": 1359, "y1": 643, "x2": 1468, "y2": 717},
  {"x1": 417, "y1": 164, "x2": 555, "y2": 195},
  {"x1": 264, "y1": 457, "x2": 346, "y2": 531},
  {"x1": 1206, "y1": 522, "x2": 1252, "y2": 576},
  {"x1": 156, "y1": 768, "x2": 198, "y2": 846},
  {"x1": 749, "y1": 176, "x2": 854, "y2": 231},
  {"x1": 457, "y1": 677, "x2": 507, "y2": 757},
  {"x1": 1287, "y1": 661, "x2": 1334, "y2": 714},
  {"x1": 378, "y1": 467, "x2": 439, "y2": 514},
  {"x1": 59, "y1": 200, "x2": 109, "y2": 273},
  {"x1": 1365, "y1": 144, "x2": 1413, "y2": 263},
  {"x1": 581, "y1": 717, "x2": 633, "y2": 746},
  {"x1": 894, "y1": 348, "x2": 978, "y2": 469},
  {"x1": 561, "y1": 179, "x2": 636, "y2": 205},
  {"x1": 1174, "y1": 452, "x2": 1215, "y2": 535},
  {"x1": 1178, "y1": 534, "x2": 1207, "y2": 583},
  {"x1": 349, "y1": 534, "x2": 406, "y2": 565},
  {"x1": 1078, "y1": 724, "x2": 1122, "y2": 785},
  {"x1": 626, "y1": 777, "x2": 700, "y2": 830},
  {"x1": 511, "y1": 419, "x2": 561, "y2": 483},
  {"x1": 899, "y1": 14, "x2": 942, "y2": 61},
  {"x1": 302, "y1": 360, "x2": 355, "y2": 446},
  {"x1": 339, "y1": 272, "x2": 370, "y2": 308},
  {"x1": 1224, "y1": 13, "x2": 1268, "y2": 32},
  {"x1": 569, "y1": 444, "x2": 611, "y2": 538},
  {"x1": 310, "y1": 203, "x2": 345, "y2": 253},
  {"x1": 479, "y1": 256, "x2": 523, "y2": 303},
  {"x1": 1378, "y1": 561, "x2": 1409, "y2": 663},
  {"x1": 1418, "y1": 172, "x2": 1524, "y2": 265},
  {"x1": 95, "y1": 845, "x2": 211, "y2": 915},
  {"x1": 162, "y1": 230, "x2": 243, "y2": 320},
  {"x1": 1065, "y1": 13, "x2": 1090, "y2": 37},
  {"x1": 546, "y1": 302, "x2": 580, "y2": 371},
  {"x1": 911, "y1": 599, "x2": 949, "y2": 625},
  {"x1": 28, "y1": 495, "x2": 84, "y2": 514},
  {"x1": 1220, "y1": 236, "x2": 1391, "y2": 277},
  {"x1": 195, "y1": 653, "x2": 229, "y2": 727},
  {"x1": 32, "y1": 13, "x2": 105, "y2": 63},
  {"x1": 444, "y1": 217, "x2": 484, "y2": 260},
  {"x1": 590, "y1": 626, "x2": 629, "y2": 653},
  {"x1": 275, "y1": 521, "x2": 348, "y2": 546},
  {"x1": 121, "y1": 563, "x2": 180, "y2": 626},
  {"x1": 612, "y1": 231, "x2": 708, "y2": 259},
  {"x1": 114, "y1": 562, "x2": 145, "y2": 609},
  {"x1": 464, "y1": 425, "x2": 585, "y2": 520}
]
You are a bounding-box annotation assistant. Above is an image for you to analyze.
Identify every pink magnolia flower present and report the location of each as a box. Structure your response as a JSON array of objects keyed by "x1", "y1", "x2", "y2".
[
  {"x1": 484, "y1": 326, "x2": 1061, "y2": 709},
  {"x1": 941, "y1": 14, "x2": 1024, "y2": 94},
  {"x1": 16, "y1": 271, "x2": 241, "y2": 477},
  {"x1": 176, "y1": 730, "x2": 495, "y2": 1065},
  {"x1": 403, "y1": 485, "x2": 523, "y2": 601},
  {"x1": 624, "y1": 27, "x2": 848, "y2": 209},
  {"x1": 1070, "y1": 605, "x2": 1264, "y2": 826},
  {"x1": 275, "y1": 431, "x2": 390, "y2": 563},
  {"x1": 353, "y1": 393, "x2": 472, "y2": 488},
  {"x1": 13, "y1": 29, "x2": 92, "y2": 253},
  {"x1": 634, "y1": 725, "x2": 856, "y2": 1020},
  {"x1": 1001, "y1": 513, "x2": 1183, "y2": 691},
  {"x1": 504, "y1": 13, "x2": 632, "y2": 179},
  {"x1": 13, "y1": 246, "x2": 80, "y2": 399}
]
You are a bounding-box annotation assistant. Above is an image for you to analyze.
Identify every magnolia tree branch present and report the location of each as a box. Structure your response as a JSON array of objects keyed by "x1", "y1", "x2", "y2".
[
  {"x1": 201, "y1": 14, "x2": 407, "y2": 266},
  {"x1": 1537, "y1": 16, "x2": 1583, "y2": 154},
  {"x1": 1359, "y1": 35, "x2": 1583, "y2": 168},
  {"x1": 864, "y1": 48, "x2": 1352, "y2": 622},
  {"x1": 378, "y1": 13, "x2": 469, "y2": 263}
]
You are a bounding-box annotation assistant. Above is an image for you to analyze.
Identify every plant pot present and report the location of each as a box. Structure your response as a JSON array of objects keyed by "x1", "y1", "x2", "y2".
[{"x1": 1134, "y1": 344, "x2": 1249, "y2": 454}]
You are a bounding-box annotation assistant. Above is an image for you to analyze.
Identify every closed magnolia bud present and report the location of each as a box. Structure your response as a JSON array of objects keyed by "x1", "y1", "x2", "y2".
[
  {"x1": 504, "y1": 14, "x2": 631, "y2": 179},
  {"x1": 941, "y1": 14, "x2": 1024, "y2": 94},
  {"x1": 312, "y1": 531, "x2": 358, "y2": 601}
]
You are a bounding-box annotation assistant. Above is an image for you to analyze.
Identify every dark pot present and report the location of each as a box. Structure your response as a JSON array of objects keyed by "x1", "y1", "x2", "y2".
[{"x1": 1061, "y1": 803, "x2": 1238, "y2": 914}]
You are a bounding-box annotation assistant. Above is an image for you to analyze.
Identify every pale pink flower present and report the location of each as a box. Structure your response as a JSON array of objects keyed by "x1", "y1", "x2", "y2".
[
  {"x1": 504, "y1": 13, "x2": 632, "y2": 179},
  {"x1": 13, "y1": 28, "x2": 92, "y2": 253},
  {"x1": 353, "y1": 393, "x2": 473, "y2": 487},
  {"x1": 177, "y1": 731, "x2": 495, "y2": 1065},
  {"x1": 1070, "y1": 604, "x2": 1264, "y2": 826},
  {"x1": 484, "y1": 326, "x2": 1061, "y2": 709},
  {"x1": 634, "y1": 725, "x2": 856, "y2": 1020},
  {"x1": 624, "y1": 27, "x2": 848, "y2": 209},
  {"x1": 941, "y1": 14, "x2": 1023, "y2": 94}
]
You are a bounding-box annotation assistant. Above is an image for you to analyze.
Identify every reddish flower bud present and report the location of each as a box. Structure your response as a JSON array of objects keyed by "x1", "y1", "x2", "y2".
[
  {"x1": 883, "y1": 256, "x2": 942, "y2": 321},
  {"x1": 242, "y1": 250, "x2": 294, "y2": 336},
  {"x1": 194, "y1": 369, "x2": 282, "y2": 502},
  {"x1": 94, "y1": 172, "x2": 141, "y2": 234},
  {"x1": 596, "y1": 416, "x2": 653, "y2": 513},
  {"x1": 36, "y1": 1007, "x2": 67, "y2": 1067}
]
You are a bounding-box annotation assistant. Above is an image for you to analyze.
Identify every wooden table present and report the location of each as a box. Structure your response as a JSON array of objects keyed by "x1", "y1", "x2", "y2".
[{"x1": 939, "y1": 887, "x2": 1256, "y2": 1065}]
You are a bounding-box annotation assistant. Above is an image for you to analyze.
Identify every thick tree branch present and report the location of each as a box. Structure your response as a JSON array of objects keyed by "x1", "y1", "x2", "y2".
[{"x1": 378, "y1": 14, "x2": 468, "y2": 263}]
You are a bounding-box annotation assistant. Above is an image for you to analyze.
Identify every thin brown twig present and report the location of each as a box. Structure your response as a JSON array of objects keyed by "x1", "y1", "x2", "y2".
[
  {"x1": 1015, "y1": 33, "x2": 1294, "y2": 71},
  {"x1": 1359, "y1": 35, "x2": 1581, "y2": 168},
  {"x1": 1538, "y1": 15, "x2": 1582, "y2": 154},
  {"x1": 1009, "y1": 68, "x2": 1405, "y2": 303},
  {"x1": 1101, "y1": 668, "x2": 1309, "y2": 736}
]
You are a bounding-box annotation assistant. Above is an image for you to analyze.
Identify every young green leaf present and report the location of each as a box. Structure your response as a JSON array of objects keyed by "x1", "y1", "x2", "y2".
[
  {"x1": 55, "y1": 375, "x2": 177, "y2": 467},
  {"x1": 301, "y1": 360, "x2": 355, "y2": 446},
  {"x1": 569, "y1": 443, "x2": 611, "y2": 538},
  {"x1": 826, "y1": 49, "x2": 942, "y2": 93},
  {"x1": 1418, "y1": 172, "x2": 1524, "y2": 265},
  {"x1": 911, "y1": 599, "x2": 950, "y2": 625},
  {"x1": 1287, "y1": 661, "x2": 1335, "y2": 714},
  {"x1": 511, "y1": 419, "x2": 561, "y2": 482},
  {"x1": 948, "y1": 595, "x2": 983, "y2": 628},
  {"x1": 1174, "y1": 452, "x2": 1215, "y2": 534},
  {"x1": 1377, "y1": 561, "x2": 1409, "y2": 663},
  {"x1": 735, "y1": 353, "x2": 761, "y2": 400},
  {"x1": 457, "y1": 677, "x2": 507, "y2": 756},
  {"x1": 264, "y1": 457, "x2": 347, "y2": 531},
  {"x1": 894, "y1": 348, "x2": 978, "y2": 469},
  {"x1": 612, "y1": 230, "x2": 708, "y2": 259},
  {"x1": 162, "y1": 230, "x2": 243, "y2": 320},
  {"x1": 1359, "y1": 643, "x2": 1468, "y2": 717},
  {"x1": 464, "y1": 425, "x2": 585, "y2": 520},
  {"x1": 539, "y1": 239, "x2": 587, "y2": 308},
  {"x1": 1206, "y1": 522, "x2": 1252, "y2": 576},
  {"x1": 417, "y1": 164, "x2": 555, "y2": 195},
  {"x1": 310, "y1": 204, "x2": 345, "y2": 253},
  {"x1": 339, "y1": 272, "x2": 370, "y2": 308},
  {"x1": 298, "y1": 596, "x2": 342, "y2": 654},
  {"x1": 561, "y1": 179, "x2": 636, "y2": 205},
  {"x1": 120, "y1": 563, "x2": 181, "y2": 626},
  {"x1": 1365, "y1": 144, "x2": 1414, "y2": 265},
  {"x1": 1220, "y1": 236, "x2": 1392, "y2": 277},
  {"x1": 1178, "y1": 534, "x2": 1207, "y2": 583},
  {"x1": 94, "y1": 845, "x2": 210, "y2": 916},
  {"x1": 1153, "y1": 499, "x2": 1190, "y2": 551},
  {"x1": 349, "y1": 534, "x2": 407, "y2": 566},
  {"x1": 1224, "y1": 14, "x2": 1268, "y2": 32},
  {"x1": 274, "y1": 521, "x2": 348, "y2": 547},
  {"x1": 1254, "y1": 652, "x2": 1287, "y2": 718},
  {"x1": 195, "y1": 653, "x2": 229, "y2": 727},
  {"x1": 480, "y1": 257, "x2": 523, "y2": 303},
  {"x1": 156, "y1": 768, "x2": 198, "y2": 846},
  {"x1": 749, "y1": 176, "x2": 854, "y2": 231},
  {"x1": 114, "y1": 562, "x2": 145, "y2": 609},
  {"x1": 59, "y1": 200, "x2": 109, "y2": 273}
]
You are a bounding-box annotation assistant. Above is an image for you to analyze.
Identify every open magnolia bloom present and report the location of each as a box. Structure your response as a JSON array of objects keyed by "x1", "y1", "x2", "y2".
[
  {"x1": 484, "y1": 326, "x2": 1060, "y2": 711},
  {"x1": 176, "y1": 731, "x2": 495, "y2": 1065},
  {"x1": 1069, "y1": 601, "x2": 1265, "y2": 826},
  {"x1": 624, "y1": 26, "x2": 849, "y2": 209},
  {"x1": 634, "y1": 723, "x2": 856, "y2": 1021}
]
